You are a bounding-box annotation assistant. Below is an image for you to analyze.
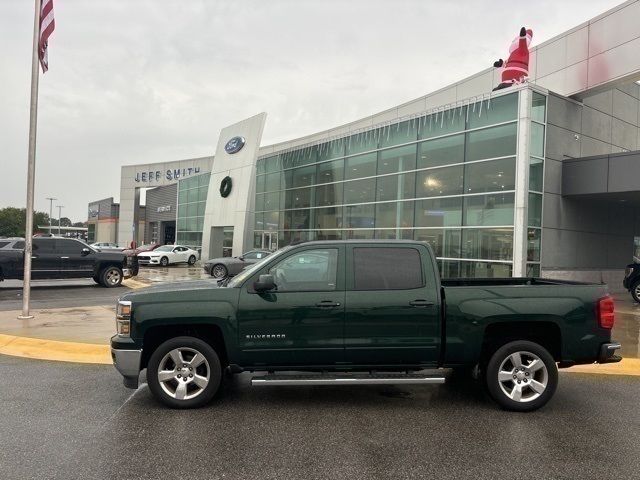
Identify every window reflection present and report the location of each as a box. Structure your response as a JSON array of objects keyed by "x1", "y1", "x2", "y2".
[
  {"x1": 464, "y1": 158, "x2": 516, "y2": 194},
  {"x1": 344, "y1": 178, "x2": 376, "y2": 204},
  {"x1": 418, "y1": 134, "x2": 464, "y2": 168},
  {"x1": 376, "y1": 173, "x2": 416, "y2": 202},
  {"x1": 345, "y1": 153, "x2": 377, "y2": 180},
  {"x1": 416, "y1": 166, "x2": 464, "y2": 198},
  {"x1": 463, "y1": 193, "x2": 514, "y2": 226},
  {"x1": 461, "y1": 228, "x2": 513, "y2": 261}
]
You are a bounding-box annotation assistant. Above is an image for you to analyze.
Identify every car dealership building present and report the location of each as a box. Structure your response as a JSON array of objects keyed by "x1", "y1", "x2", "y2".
[{"x1": 89, "y1": 1, "x2": 640, "y2": 283}]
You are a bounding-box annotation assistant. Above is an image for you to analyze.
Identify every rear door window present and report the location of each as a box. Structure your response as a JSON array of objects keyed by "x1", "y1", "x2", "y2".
[{"x1": 353, "y1": 247, "x2": 423, "y2": 290}]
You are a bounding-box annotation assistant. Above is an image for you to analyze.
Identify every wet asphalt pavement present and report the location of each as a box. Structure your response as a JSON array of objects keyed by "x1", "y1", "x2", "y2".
[
  {"x1": 0, "y1": 265, "x2": 208, "y2": 311},
  {"x1": 0, "y1": 281, "x2": 129, "y2": 311},
  {"x1": 0, "y1": 354, "x2": 639, "y2": 480}
]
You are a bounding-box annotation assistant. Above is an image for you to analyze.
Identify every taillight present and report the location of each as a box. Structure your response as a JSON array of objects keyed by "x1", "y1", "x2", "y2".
[{"x1": 597, "y1": 296, "x2": 615, "y2": 329}]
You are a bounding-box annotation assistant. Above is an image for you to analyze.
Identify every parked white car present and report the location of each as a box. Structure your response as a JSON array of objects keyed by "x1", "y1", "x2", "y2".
[
  {"x1": 137, "y1": 245, "x2": 199, "y2": 266},
  {"x1": 90, "y1": 242, "x2": 124, "y2": 251}
]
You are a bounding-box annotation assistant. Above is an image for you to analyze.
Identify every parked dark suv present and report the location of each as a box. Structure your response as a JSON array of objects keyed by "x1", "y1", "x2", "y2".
[
  {"x1": 623, "y1": 263, "x2": 640, "y2": 302},
  {"x1": 0, "y1": 237, "x2": 138, "y2": 287}
]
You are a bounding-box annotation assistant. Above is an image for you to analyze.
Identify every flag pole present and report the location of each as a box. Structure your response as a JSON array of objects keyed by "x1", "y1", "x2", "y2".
[{"x1": 19, "y1": 0, "x2": 43, "y2": 320}]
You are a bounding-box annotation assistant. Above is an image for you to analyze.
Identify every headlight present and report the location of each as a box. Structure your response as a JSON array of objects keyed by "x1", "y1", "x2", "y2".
[{"x1": 116, "y1": 300, "x2": 132, "y2": 337}]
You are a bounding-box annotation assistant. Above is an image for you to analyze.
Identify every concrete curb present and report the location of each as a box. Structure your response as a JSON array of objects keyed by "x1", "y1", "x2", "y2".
[{"x1": 0, "y1": 334, "x2": 111, "y2": 365}]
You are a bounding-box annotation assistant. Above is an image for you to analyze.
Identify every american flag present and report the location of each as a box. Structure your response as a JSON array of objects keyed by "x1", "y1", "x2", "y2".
[{"x1": 38, "y1": 0, "x2": 55, "y2": 72}]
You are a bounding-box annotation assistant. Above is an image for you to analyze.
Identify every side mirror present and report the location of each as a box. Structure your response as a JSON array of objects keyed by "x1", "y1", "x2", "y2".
[
  {"x1": 253, "y1": 274, "x2": 275, "y2": 292},
  {"x1": 81, "y1": 248, "x2": 91, "y2": 256}
]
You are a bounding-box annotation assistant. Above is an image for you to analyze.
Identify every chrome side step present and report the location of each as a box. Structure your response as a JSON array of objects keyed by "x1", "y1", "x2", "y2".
[{"x1": 251, "y1": 373, "x2": 446, "y2": 387}]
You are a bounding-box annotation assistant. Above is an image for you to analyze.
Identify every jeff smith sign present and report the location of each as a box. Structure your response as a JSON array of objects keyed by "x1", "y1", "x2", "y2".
[{"x1": 134, "y1": 167, "x2": 202, "y2": 183}]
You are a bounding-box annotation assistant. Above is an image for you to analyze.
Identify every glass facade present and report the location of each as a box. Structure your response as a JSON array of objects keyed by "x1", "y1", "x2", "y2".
[
  {"x1": 527, "y1": 92, "x2": 546, "y2": 277},
  {"x1": 176, "y1": 173, "x2": 210, "y2": 253},
  {"x1": 253, "y1": 90, "x2": 539, "y2": 278}
]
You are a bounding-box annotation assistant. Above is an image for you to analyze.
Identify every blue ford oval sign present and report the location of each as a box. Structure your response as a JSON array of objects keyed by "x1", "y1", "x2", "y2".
[{"x1": 225, "y1": 136, "x2": 246, "y2": 154}]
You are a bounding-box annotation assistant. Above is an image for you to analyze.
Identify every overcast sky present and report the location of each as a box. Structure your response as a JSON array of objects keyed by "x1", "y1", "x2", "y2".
[{"x1": 0, "y1": 0, "x2": 623, "y2": 221}]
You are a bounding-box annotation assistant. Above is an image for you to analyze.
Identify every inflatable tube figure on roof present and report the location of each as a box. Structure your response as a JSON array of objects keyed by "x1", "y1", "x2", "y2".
[{"x1": 493, "y1": 27, "x2": 533, "y2": 91}]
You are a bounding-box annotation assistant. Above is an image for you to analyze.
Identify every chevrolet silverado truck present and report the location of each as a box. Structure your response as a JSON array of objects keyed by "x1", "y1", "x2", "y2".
[
  {"x1": 111, "y1": 240, "x2": 621, "y2": 411},
  {"x1": 0, "y1": 236, "x2": 138, "y2": 287}
]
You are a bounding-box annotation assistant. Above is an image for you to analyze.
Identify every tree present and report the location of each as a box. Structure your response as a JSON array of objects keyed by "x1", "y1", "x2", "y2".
[
  {"x1": 0, "y1": 207, "x2": 49, "y2": 237},
  {"x1": 72, "y1": 221, "x2": 86, "y2": 228}
]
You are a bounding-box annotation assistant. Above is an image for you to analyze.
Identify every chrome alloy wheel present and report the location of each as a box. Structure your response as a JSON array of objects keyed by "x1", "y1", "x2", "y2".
[
  {"x1": 497, "y1": 351, "x2": 548, "y2": 403},
  {"x1": 105, "y1": 268, "x2": 121, "y2": 286},
  {"x1": 212, "y1": 264, "x2": 227, "y2": 278},
  {"x1": 157, "y1": 347, "x2": 211, "y2": 400},
  {"x1": 634, "y1": 283, "x2": 640, "y2": 300}
]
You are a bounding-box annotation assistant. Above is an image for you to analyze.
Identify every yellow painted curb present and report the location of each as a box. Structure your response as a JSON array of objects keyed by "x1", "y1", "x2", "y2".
[
  {"x1": 0, "y1": 334, "x2": 111, "y2": 365},
  {"x1": 562, "y1": 358, "x2": 640, "y2": 376},
  {"x1": 122, "y1": 278, "x2": 149, "y2": 290}
]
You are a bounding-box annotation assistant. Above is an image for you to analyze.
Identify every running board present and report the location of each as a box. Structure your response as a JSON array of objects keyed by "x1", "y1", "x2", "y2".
[{"x1": 251, "y1": 373, "x2": 446, "y2": 386}]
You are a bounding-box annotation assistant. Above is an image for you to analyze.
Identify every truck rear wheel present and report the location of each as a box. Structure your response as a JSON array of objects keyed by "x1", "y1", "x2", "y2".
[
  {"x1": 99, "y1": 266, "x2": 123, "y2": 288},
  {"x1": 147, "y1": 336, "x2": 222, "y2": 409},
  {"x1": 485, "y1": 340, "x2": 557, "y2": 412}
]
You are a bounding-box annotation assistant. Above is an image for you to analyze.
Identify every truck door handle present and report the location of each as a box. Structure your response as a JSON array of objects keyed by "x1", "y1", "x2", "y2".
[
  {"x1": 60, "y1": 256, "x2": 69, "y2": 259},
  {"x1": 315, "y1": 301, "x2": 341, "y2": 308},
  {"x1": 409, "y1": 300, "x2": 434, "y2": 308}
]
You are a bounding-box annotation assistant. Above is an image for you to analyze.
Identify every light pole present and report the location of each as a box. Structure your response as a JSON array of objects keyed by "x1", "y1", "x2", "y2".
[
  {"x1": 46, "y1": 197, "x2": 56, "y2": 234},
  {"x1": 56, "y1": 205, "x2": 64, "y2": 235}
]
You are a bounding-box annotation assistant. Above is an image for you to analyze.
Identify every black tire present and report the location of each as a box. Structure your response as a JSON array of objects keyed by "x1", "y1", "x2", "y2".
[
  {"x1": 631, "y1": 280, "x2": 640, "y2": 303},
  {"x1": 210, "y1": 264, "x2": 228, "y2": 279},
  {"x1": 188, "y1": 255, "x2": 197, "y2": 266},
  {"x1": 484, "y1": 340, "x2": 558, "y2": 412},
  {"x1": 160, "y1": 256, "x2": 169, "y2": 267},
  {"x1": 147, "y1": 336, "x2": 222, "y2": 409},
  {"x1": 99, "y1": 266, "x2": 123, "y2": 288}
]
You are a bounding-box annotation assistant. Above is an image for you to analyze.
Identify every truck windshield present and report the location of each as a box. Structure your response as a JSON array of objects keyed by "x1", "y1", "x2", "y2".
[{"x1": 226, "y1": 245, "x2": 293, "y2": 288}]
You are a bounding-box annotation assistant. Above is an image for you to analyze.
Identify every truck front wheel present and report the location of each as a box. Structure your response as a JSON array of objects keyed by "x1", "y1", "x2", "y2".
[
  {"x1": 631, "y1": 280, "x2": 640, "y2": 303},
  {"x1": 99, "y1": 266, "x2": 123, "y2": 287},
  {"x1": 485, "y1": 340, "x2": 558, "y2": 412},
  {"x1": 147, "y1": 336, "x2": 222, "y2": 409}
]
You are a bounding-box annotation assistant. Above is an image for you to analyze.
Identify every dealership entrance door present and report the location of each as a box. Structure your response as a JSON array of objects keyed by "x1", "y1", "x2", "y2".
[
  {"x1": 161, "y1": 221, "x2": 176, "y2": 245},
  {"x1": 261, "y1": 232, "x2": 278, "y2": 251}
]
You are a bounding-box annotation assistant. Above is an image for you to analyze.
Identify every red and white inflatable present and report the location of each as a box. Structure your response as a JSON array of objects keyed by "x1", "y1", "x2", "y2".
[{"x1": 493, "y1": 27, "x2": 533, "y2": 91}]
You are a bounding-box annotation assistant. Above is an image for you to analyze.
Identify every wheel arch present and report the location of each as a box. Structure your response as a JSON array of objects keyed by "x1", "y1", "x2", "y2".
[
  {"x1": 480, "y1": 320, "x2": 562, "y2": 364},
  {"x1": 95, "y1": 261, "x2": 124, "y2": 274},
  {"x1": 141, "y1": 323, "x2": 229, "y2": 370}
]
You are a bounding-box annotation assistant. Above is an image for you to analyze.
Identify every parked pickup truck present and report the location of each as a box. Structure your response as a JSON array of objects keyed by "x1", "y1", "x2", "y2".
[
  {"x1": 111, "y1": 240, "x2": 621, "y2": 411},
  {"x1": 0, "y1": 236, "x2": 138, "y2": 287}
]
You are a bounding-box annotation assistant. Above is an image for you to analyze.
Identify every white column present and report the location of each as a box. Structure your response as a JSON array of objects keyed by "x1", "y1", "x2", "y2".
[
  {"x1": 201, "y1": 113, "x2": 267, "y2": 261},
  {"x1": 513, "y1": 88, "x2": 532, "y2": 277}
]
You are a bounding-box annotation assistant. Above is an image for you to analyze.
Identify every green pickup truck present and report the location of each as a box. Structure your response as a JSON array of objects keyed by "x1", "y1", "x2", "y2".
[{"x1": 111, "y1": 240, "x2": 621, "y2": 412}]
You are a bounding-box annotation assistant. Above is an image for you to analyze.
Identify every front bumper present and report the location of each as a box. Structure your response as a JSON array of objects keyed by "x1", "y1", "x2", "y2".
[
  {"x1": 138, "y1": 257, "x2": 161, "y2": 265},
  {"x1": 598, "y1": 342, "x2": 622, "y2": 364},
  {"x1": 123, "y1": 268, "x2": 132, "y2": 278},
  {"x1": 111, "y1": 345, "x2": 142, "y2": 389}
]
